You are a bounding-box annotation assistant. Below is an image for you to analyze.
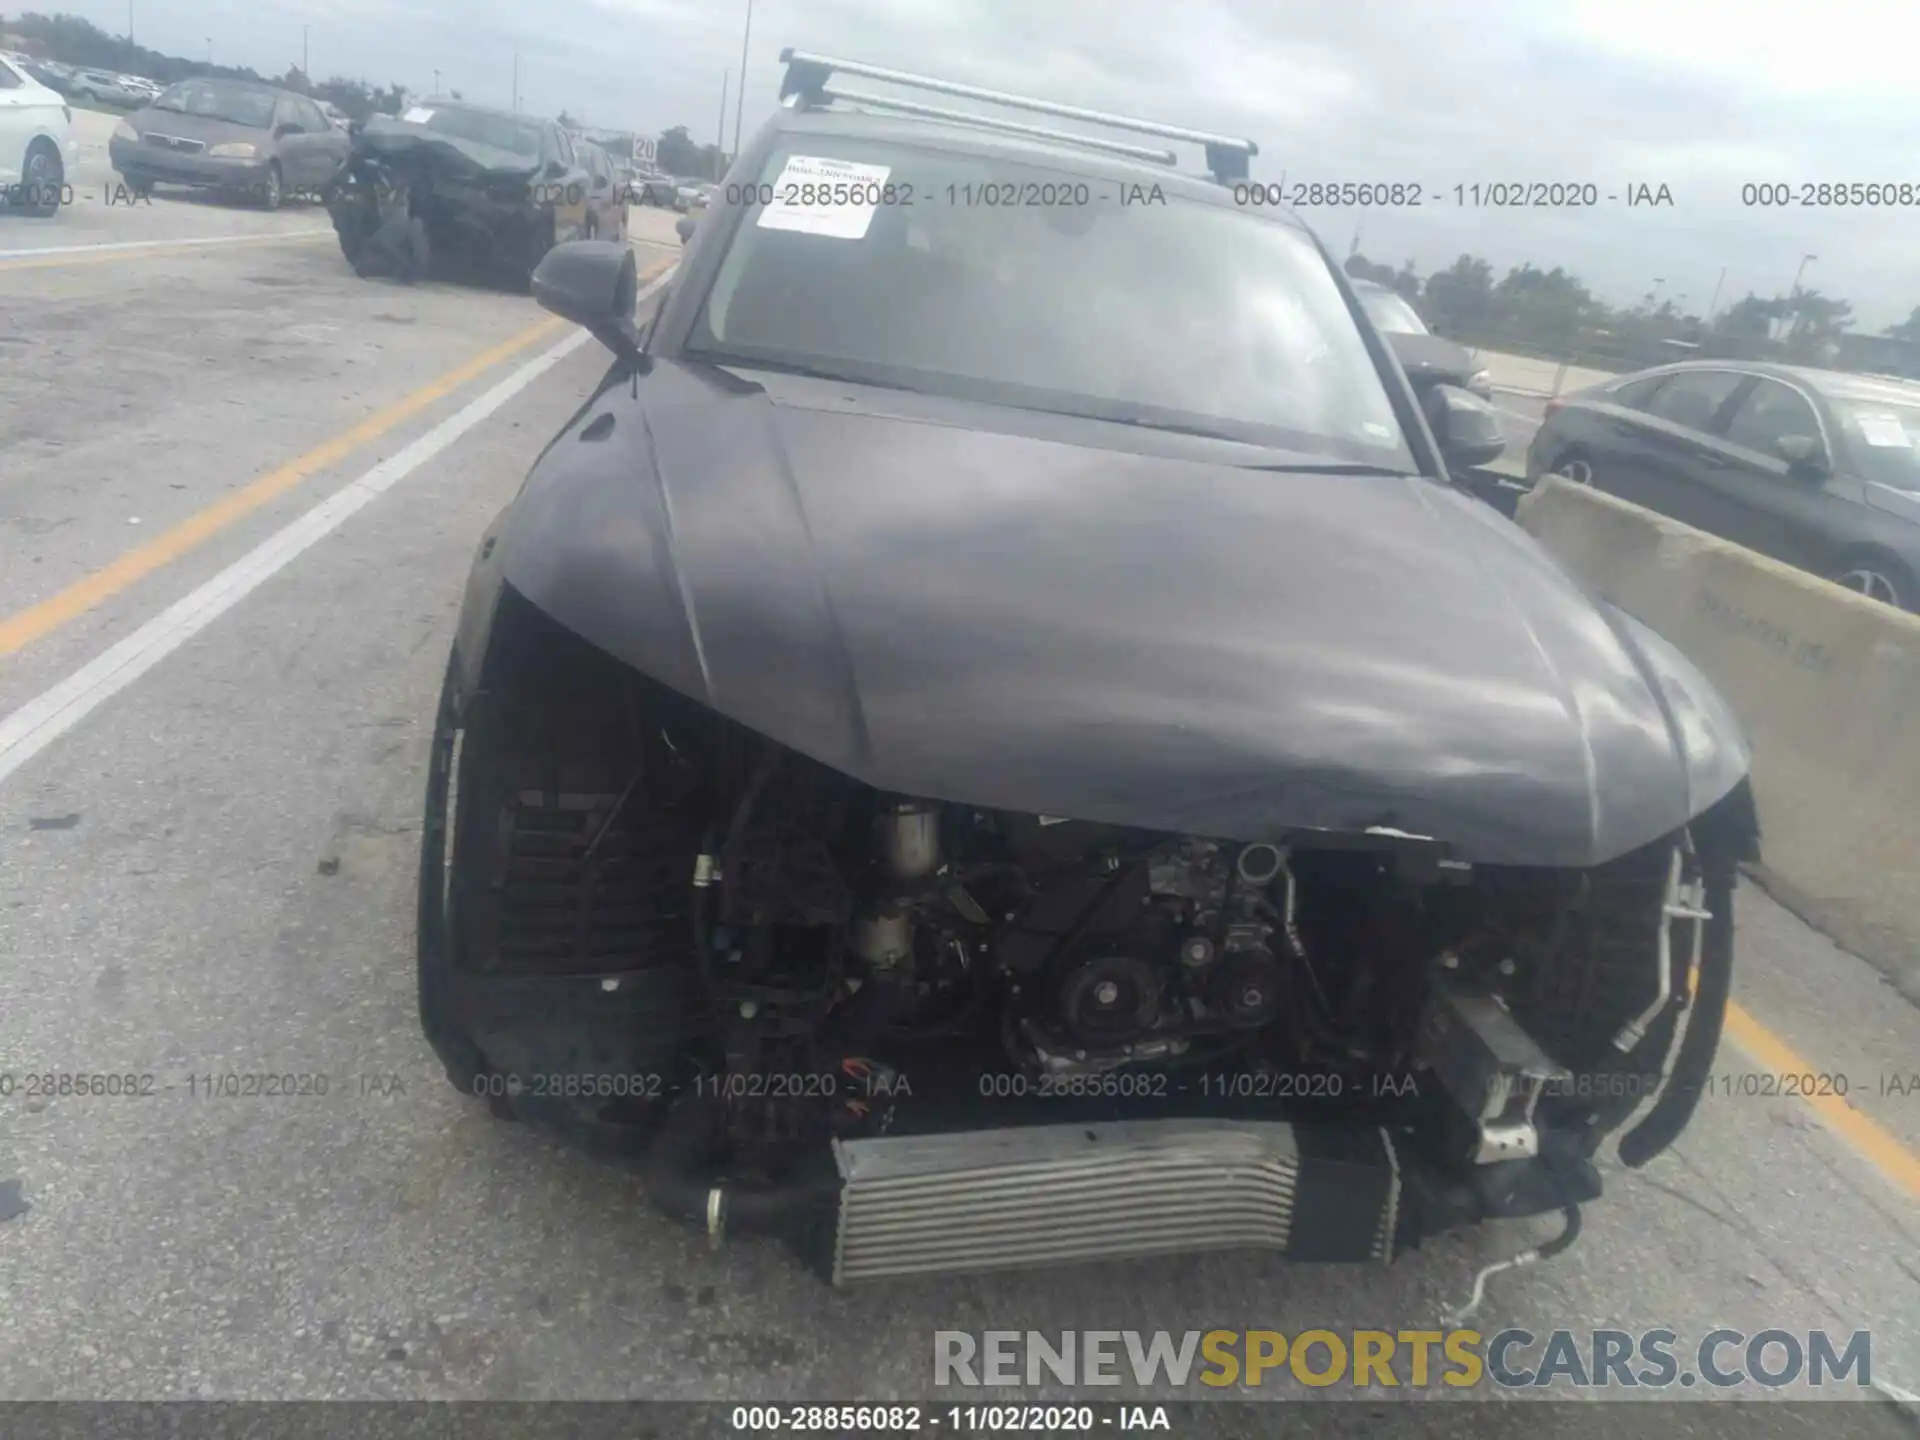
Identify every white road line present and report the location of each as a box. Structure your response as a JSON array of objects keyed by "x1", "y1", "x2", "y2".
[
  {"x1": 1496, "y1": 405, "x2": 1542, "y2": 424},
  {"x1": 0, "y1": 231, "x2": 332, "y2": 260},
  {"x1": 0, "y1": 268, "x2": 673, "y2": 788}
]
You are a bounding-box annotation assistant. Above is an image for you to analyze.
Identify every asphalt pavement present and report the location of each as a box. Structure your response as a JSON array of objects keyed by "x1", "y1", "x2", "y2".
[{"x1": 1, "y1": 189, "x2": 1918, "y2": 1429}]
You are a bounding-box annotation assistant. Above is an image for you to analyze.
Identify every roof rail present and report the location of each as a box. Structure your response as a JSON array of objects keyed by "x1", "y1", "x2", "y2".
[
  {"x1": 778, "y1": 48, "x2": 1257, "y2": 184},
  {"x1": 817, "y1": 86, "x2": 1179, "y2": 168}
]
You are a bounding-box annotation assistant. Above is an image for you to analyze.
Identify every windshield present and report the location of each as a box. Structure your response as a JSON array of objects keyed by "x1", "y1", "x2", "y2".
[
  {"x1": 1358, "y1": 287, "x2": 1430, "y2": 335},
  {"x1": 690, "y1": 140, "x2": 1414, "y2": 467},
  {"x1": 1834, "y1": 399, "x2": 1920, "y2": 490},
  {"x1": 410, "y1": 105, "x2": 544, "y2": 158},
  {"x1": 151, "y1": 79, "x2": 278, "y2": 127}
]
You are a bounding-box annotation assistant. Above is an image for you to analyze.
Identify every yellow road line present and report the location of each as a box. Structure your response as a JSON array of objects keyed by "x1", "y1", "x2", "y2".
[
  {"x1": 0, "y1": 231, "x2": 334, "y2": 273},
  {"x1": 1722, "y1": 999, "x2": 1920, "y2": 1200},
  {"x1": 0, "y1": 315, "x2": 567, "y2": 658},
  {"x1": 0, "y1": 255, "x2": 675, "y2": 660}
]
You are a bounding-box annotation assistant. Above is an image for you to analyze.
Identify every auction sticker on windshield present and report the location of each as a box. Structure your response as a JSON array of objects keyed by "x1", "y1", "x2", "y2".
[
  {"x1": 1853, "y1": 412, "x2": 1913, "y2": 447},
  {"x1": 756, "y1": 155, "x2": 893, "y2": 239}
]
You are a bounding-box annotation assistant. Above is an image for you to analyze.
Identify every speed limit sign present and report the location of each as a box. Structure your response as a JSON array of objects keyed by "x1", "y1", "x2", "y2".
[{"x1": 632, "y1": 135, "x2": 657, "y2": 165}]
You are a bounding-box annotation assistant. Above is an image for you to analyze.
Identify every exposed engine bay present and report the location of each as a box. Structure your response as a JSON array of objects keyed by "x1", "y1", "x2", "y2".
[{"x1": 419, "y1": 593, "x2": 1750, "y2": 1282}]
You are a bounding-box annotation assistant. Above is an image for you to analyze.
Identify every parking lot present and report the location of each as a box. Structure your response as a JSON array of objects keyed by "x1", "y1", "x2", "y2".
[{"x1": 2, "y1": 163, "x2": 1919, "y2": 1429}]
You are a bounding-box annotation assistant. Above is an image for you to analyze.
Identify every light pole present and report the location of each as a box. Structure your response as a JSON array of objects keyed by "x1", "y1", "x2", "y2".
[
  {"x1": 1790, "y1": 252, "x2": 1817, "y2": 298},
  {"x1": 128, "y1": 0, "x2": 133, "y2": 50},
  {"x1": 512, "y1": 50, "x2": 519, "y2": 111},
  {"x1": 205, "y1": 37, "x2": 212, "y2": 65},
  {"x1": 732, "y1": 0, "x2": 753, "y2": 156},
  {"x1": 1704, "y1": 264, "x2": 1727, "y2": 324},
  {"x1": 303, "y1": 25, "x2": 309, "y2": 77},
  {"x1": 717, "y1": 70, "x2": 729, "y2": 163},
  {"x1": 1782, "y1": 253, "x2": 1816, "y2": 343}
]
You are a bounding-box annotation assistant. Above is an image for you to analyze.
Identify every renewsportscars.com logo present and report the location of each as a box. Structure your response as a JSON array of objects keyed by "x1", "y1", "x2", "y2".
[{"x1": 933, "y1": 1328, "x2": 1875, "y2": 1391}]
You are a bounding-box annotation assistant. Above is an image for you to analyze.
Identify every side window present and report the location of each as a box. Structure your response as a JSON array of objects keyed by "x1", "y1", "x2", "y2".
[
  {"x1": 1610, "y1": 374, "x2": 1671, "y2": 409},
  {"x1": 1643, "y1": 370, "x2": 1747, "y2": 435},
  {"x1": 300, "y1": 99, "x2": 328, "y2": 132},
  {"x1": 1724, "y1": 380, "x2": 1823, "y2": 460},
  {"x1": 554, "y1": 128, "x2": 575, "y2": 167},
  {"x1": 0, "y1": 61, "x2": 22, "y2": 90}
]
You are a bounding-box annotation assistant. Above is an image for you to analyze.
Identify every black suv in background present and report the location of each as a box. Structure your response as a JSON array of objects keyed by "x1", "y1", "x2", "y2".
[{"x1": 1527, "y1": 361, "x2": 1920, "y2": 611}]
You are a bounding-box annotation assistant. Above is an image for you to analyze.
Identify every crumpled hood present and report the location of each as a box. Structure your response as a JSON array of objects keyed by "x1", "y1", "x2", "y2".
[
  {"x1": 498, "y1": 363, "x2": 1749, "y2": 867},
  {"x1": 350, "y1": 114, "x2": 540, "y2": 180}
]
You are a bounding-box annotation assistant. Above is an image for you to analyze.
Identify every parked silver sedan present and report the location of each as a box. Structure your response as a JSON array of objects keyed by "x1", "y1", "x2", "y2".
[{"x1": 109, "y1": 77, "x2": 350, "y2": 208}]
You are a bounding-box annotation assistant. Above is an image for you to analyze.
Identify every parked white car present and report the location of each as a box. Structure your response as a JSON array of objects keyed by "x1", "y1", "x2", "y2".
[{"x1": 0, "y1": 51, "x2": 76, "y2": 216}]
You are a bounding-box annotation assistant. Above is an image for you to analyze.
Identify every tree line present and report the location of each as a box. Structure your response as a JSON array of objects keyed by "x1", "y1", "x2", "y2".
[{"x1": 1345, "y1": 248, "x2": 1920, "y2": 372}]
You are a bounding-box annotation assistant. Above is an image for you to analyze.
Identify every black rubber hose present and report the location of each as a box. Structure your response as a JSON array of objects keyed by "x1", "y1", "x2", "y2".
[
  {"x1": 637, "y1": 1095, "x2": 841, "y2": 1233},
  {"x1": 1537, "y1": 1201, "x2": 1583, "y2": 1259},
  {"x1": 1617, "y1": 864, "x2": 1735, "y2": 1168}
]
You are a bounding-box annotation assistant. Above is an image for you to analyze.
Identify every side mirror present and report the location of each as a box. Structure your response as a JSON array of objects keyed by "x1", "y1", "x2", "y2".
[
  {"x1": 1776, "y1": 433, "x2": 1829, "y2": 477},
  {"x1": 531, "y1": 240, "x2": 648, "y2": 364},
  {"x1": 546, "y1": 158, "x2": 568, "y2": 178},
  {"x1": 1423, "y1": 383, "x2": 1508, "y2": 470},
  {"x1": 675, "y1": 213, "x2": 696, "y2": 243}
]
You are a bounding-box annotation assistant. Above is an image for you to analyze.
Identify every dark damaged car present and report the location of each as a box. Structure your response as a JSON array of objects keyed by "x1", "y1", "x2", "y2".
[
  {"x1": 326, "y1": 100, "x2": 591, "y2": 285},
  {"x1": 415, "y1": 51, "x2": 1759, "y2": 1290}
]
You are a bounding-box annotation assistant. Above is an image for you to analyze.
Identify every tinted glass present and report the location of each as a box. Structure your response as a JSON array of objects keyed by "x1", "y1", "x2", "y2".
[
  {"x1": 1610, "y1": 373, "x2": 1672, "y2": 409},
  {"x1": 0, "y1": 60, "x2": 20, "y2": 89},
  {"x1": 1724, "y1": 379, "x2": 1823, "y2": 458},
  {"x1": 414, "y1": 106, "x2": 544, "y2": 157},
  {"x1": 1643, "y1": 370, "x2": 1746, "y2": 433},
  {"x1": 1832, "y1": 399, "x2": 1920, "y2": 491},
  {"x1": 151, "y1": 79, "x2": 279, "y2": 127},
  {"x1": 1357, "y1": 287, "x2": 1430, "y2": 335},
  {"x1": 692, "y1": 139, "x2": 1417, "y2": 467}
]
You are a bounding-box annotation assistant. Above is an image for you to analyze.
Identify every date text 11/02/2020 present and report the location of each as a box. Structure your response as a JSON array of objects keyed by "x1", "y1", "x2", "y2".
[
  {"x1": 4, "y1": 1067, "x2": 1913, "y2": 1103},
  {"x1": 0, "y1": 1071, "x2": 405, "y2": 1100},
  {"x1": 712, "y1": 180, "x2": 1162, "y2": 208},
  {"x1": 694, "y1": 179, "x2": 1679, "y2": 210},
  {"x1": 1230, "y1": 181, "x2": 1675, "y2": 208}
]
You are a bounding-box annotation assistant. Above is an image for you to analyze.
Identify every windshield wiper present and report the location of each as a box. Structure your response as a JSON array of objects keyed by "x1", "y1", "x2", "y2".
[
  {"x1": 706, "y1": 354, "x2": 927, "y2": 395},
  {"x1": 1100, "y1": 414, "x2": 1253, "y2": 443},
  {"x1": 1237, "y1": 461, "x2": 1416, "y2": 476}
]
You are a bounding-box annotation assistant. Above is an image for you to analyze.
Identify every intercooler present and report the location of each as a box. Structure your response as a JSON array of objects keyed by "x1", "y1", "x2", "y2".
[{"x1": 826, "y1": 1118, "x2": 1403, "y2": 1284}]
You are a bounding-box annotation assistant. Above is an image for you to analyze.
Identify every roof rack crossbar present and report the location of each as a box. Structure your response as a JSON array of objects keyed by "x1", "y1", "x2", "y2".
[
  {"x1": 818, "y1": 85, "x2": 1180, "y2": 167},
  {"x1": 779, "y1": 47, "x2": 1257, "y2": 182}
]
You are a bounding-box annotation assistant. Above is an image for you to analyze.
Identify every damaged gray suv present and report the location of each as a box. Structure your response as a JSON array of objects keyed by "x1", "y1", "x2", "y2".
[
  {"x1": 414, "y1": 50, "x2": 1758, "y2": 1290},
  {"x1": 325, "y1": 99, "x2": 592, "y2": 285}
]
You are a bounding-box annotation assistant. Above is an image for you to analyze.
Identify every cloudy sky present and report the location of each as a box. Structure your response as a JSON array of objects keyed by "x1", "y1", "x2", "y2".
[{"x1": 54, "y1": 0, "x2": 1920, "y2": 327}]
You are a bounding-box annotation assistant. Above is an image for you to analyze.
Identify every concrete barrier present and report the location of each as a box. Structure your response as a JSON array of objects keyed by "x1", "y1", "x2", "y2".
[
  {"x1": 1471, "y1": 347, "x2": 1620, "y2": 400},
  {"x1": 1517, "y1": 476, "x2": 1920, "y2": 1003}
]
